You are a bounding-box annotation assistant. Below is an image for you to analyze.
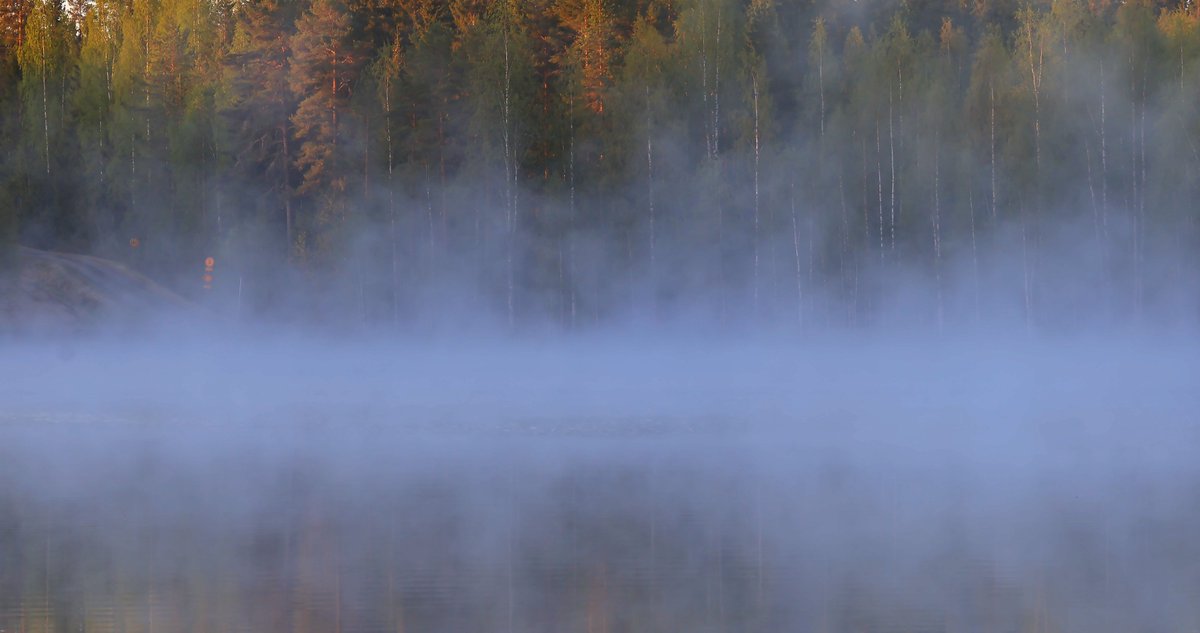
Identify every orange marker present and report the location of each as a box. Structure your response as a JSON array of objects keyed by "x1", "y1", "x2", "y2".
[{"x1": 203, "y1": 257, "x2": 215, "y2": 290}]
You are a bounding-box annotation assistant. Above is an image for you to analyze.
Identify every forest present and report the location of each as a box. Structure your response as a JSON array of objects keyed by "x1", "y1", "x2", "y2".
[{"x1": 0, "y1": 0, "x2": 1198, "y2": 329}]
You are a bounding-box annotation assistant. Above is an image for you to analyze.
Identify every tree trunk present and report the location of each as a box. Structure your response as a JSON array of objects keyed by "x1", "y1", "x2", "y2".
[
  {"x1": 969, "y1": 183, "x2": 979, "y2": 323},
  {"x1": 713, "y1": 9, "x2": 721, "y2": 158},
  {"x1": 40, "y1": 39, "x2": 49, "y2": 176},
  {"x1": 646, "y1": 86, "x2": 656, "y2": 287},
  {"x1": 502, "y1": 27, "x2": 515, "y2": 328},
  {"x1": 752, "y1": 75, "x2": 760, "y2": 316},
  {"x1": 1100, "y1": 61, "x2": 1107, "y2": 236},
  {"x1": 700, "y1": 2, "x2": 711, "y2": 160},
  {"x1": 933, "y1": 129, "x2": 943, "y2": 329},
  {"x1": 282, "y1": 123, "x2": 293, "y2": 258},
  {"x1": 876, "y1": 117, "x2": 884, "y2": 261},
  {"x1": 791, "y1": 180, "x2": 802, "y2": 327},
  {"x1": 569, "y1": 90, "x2": 577, "y2": 327},
  {"x1": 1022, "y1": 203, "x2": 1033, "y2": 331},
  {"x1": 990, "y1": 82, "x2": 997, "y2": 223},
  {"x1": 385, "y1": 74, "x2": 398, "y2": 325},
  {"x1": 888, "y1": 87, "x2": 896, "y2": 253}
]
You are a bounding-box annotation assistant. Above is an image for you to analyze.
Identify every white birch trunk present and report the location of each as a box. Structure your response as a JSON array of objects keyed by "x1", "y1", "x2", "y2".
[
  {"x1": 888, "y1": 87, "x2": 896, "y2": 253},
  {"x1": 700, "y1": 2, "x2": 711, "y2": 160},
  {"x1": 990, "y1": 82, "x2": 997, "y2": 223},
  {"x1": 1100, "y1": 61, "x2": 1107, "y2": 235},
  {"x1": 40, "y1": 36, "x2": 50, "y2": 175},
  {"x1": 713, "y1": 10, "x2": 721, "y2": 158},
  {"x1": 876, "y1": 118, "x2": 884, "y2": 261}
]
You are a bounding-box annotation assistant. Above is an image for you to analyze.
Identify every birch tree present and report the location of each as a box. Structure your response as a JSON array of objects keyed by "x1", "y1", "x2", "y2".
[
  {"x1": 614, "y1": 15, "x2": 673, "y2": 312},
  {"x1": 463, "y1": 0, "x2": 534, "y2": 325},
  {"x1": 17, "y1": 0, "x2": 68, "y2": 178}
]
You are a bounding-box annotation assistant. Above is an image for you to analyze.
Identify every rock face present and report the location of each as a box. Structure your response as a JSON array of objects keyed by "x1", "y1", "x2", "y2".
[{"x1": 0, "y1": 246, "x2": 191, "y2": 333}]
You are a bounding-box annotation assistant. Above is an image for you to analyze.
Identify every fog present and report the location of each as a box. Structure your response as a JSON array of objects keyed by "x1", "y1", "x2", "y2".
[
  {"x1": 2, "y1": 328, "x2": 1199, "y2": 632},
  {"x1": 4, "y1": 0, "x2": 1200, "y2": 628}
]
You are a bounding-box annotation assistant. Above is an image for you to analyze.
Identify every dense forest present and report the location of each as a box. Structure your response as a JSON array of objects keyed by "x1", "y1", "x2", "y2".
[{"x1": 0, "y1": 0, "x2": 1197, "y2": 328}]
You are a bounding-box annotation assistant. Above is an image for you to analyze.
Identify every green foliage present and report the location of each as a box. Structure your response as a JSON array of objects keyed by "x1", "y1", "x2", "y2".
[{"x1": 0, "y1": 0, "x2": 1197, "y2": 323}]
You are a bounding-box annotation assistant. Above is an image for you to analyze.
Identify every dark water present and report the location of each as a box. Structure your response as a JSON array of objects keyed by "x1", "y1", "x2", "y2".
[{"x1": 2, "y1": 418, "x2": 1199, "y2": 633}]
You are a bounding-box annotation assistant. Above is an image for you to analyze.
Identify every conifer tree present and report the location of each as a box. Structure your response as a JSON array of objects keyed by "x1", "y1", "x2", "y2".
[
  {"x1": 227, "y1": 0, "x2": 299, "y2": 254},
  {"x1": 289, "y1": 0, "x2": 361, "y2": 261}
]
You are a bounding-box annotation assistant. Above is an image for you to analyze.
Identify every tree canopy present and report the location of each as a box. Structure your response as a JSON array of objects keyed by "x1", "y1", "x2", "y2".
[{"x1": 1, "y1": 0, "x2": 1197, "y2": 328}]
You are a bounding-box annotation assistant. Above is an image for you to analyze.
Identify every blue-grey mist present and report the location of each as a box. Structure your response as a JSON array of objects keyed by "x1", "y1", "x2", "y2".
[{"x1": 1, "y1": 328, "x2": 1198, "y2": 632}]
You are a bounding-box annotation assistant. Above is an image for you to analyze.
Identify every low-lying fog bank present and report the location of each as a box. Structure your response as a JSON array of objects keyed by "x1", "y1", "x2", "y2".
[
  {"x1": 1, "y1": 332, "x2": 1198, "y2": 631},
  {"x1": 2, "y1": 331, "x2": 1196, "y2": 442}
]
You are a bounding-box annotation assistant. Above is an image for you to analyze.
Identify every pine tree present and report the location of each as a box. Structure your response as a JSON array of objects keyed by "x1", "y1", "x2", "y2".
[
  {"x1": 227, "y1": 0, "x2": 299, "y2": 255},
  {"x1": 290, "y1": 0, "x2": 363, "y2": 264},
  {"x1": 557, "y1": 0, "x2": 615, "y2": 114},
  {"x1": 0, "y1": 0, "x2": 32, "y2": 63}
]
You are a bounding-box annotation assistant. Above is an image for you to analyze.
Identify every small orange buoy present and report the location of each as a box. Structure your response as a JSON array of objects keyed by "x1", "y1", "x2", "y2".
[
  {"x1": 202, "y1": 257, "x2": 215, "y2": 290},
  {"x1": 129, "y1": 238, "x2": 140, "y2": 249}
]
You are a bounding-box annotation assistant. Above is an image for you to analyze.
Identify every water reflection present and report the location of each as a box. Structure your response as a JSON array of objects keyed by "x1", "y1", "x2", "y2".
[{"x1": 1, "y1": 422, "x2": 1198, "y2": 633}]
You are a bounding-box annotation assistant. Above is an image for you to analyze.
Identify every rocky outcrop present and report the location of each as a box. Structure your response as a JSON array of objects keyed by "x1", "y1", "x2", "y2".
[{"x1": 0, "y1": 247, "x2": 191, "y2": 333}]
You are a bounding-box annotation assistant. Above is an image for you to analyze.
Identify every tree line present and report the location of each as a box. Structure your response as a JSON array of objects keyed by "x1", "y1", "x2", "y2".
[{"x1": 1, "y1": 0, "x2": 1198, "y2": 328}]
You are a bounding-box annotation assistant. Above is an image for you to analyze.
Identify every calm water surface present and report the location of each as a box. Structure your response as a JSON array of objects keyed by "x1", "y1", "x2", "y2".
[{"x1": 2, "y1": 414, "x2": 1198, "y2": 633}]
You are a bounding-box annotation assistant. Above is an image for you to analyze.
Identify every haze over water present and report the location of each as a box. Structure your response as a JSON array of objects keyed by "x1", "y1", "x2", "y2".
[
  {"x1": 2, "y1": 331, "x2": 1198, "y2": 632},
  {"x1": 4, "y1": 0, "x2": 1200, "y2": 628}
]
